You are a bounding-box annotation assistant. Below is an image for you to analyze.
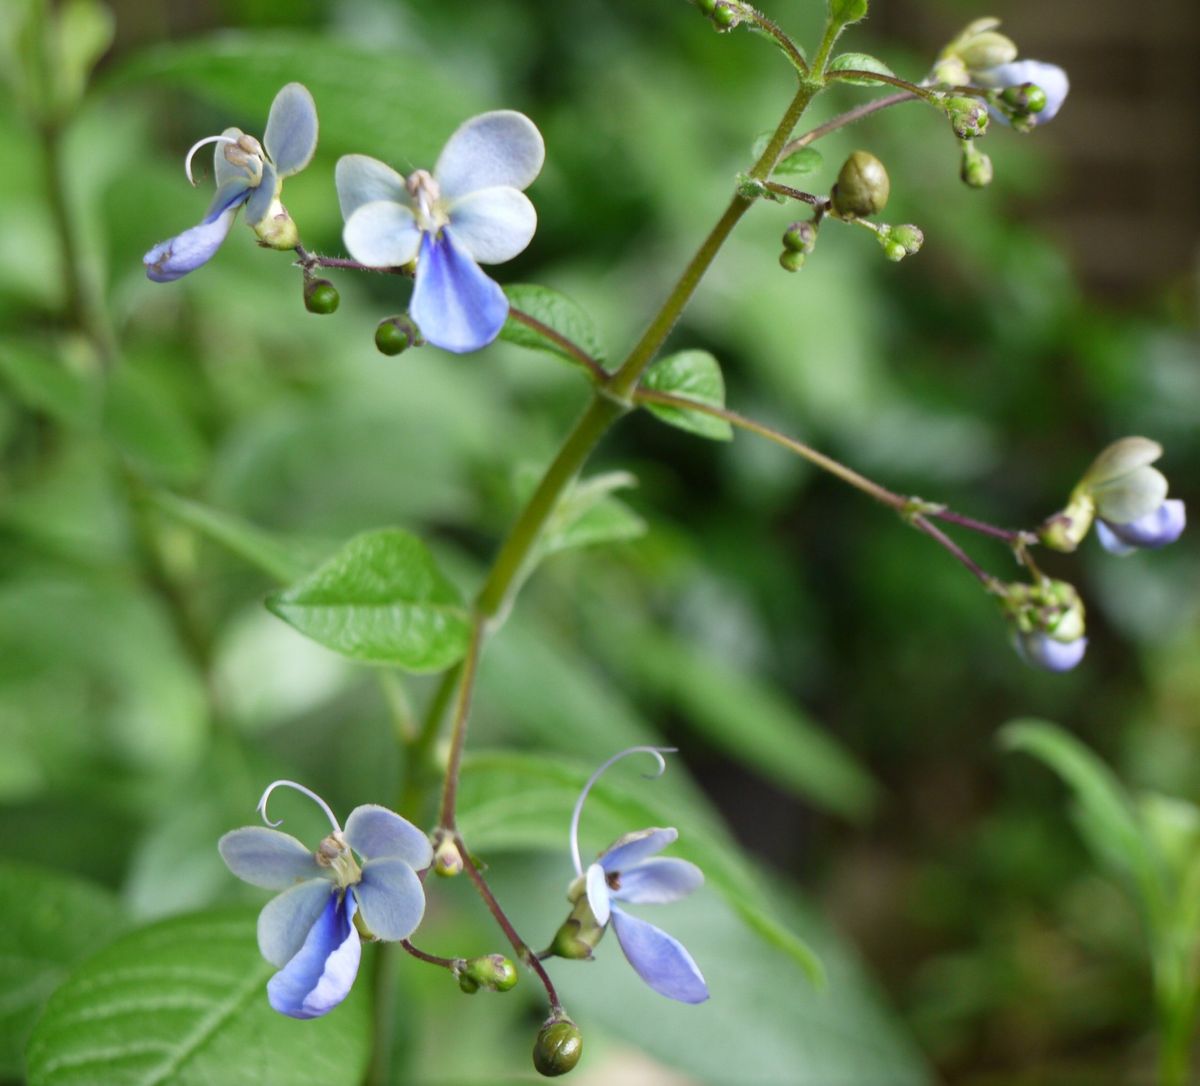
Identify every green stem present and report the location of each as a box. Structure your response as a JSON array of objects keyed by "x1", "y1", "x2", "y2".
[
  {"x1": 606, "y1": 80, "x2": 817, "y2": 400},
  {"x1": 437, "y1": 615, "x2": 486, "y2": 830},
  {"x1": 809, "y1": 16, "x2": 843, "y2": 78},
  {"x1": 399, "y1": 663, "x2": 462, "y2": 820}
]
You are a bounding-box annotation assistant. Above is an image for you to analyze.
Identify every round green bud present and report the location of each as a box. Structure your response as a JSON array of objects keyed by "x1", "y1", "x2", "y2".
[
  {"x1": 829, "y1": 0, "x2": 869, "y2": 24},
  {"x1": 533, "y1": 1019, "x2": 583, "y2": 1078},
  {"x1": 458, "y1": 973, "x2": 480, "y2": 994},
  {"x1": 375, "y1": 316, "x2": 415, "y2": 356},
  {"x1": 303, "y1": 278, "x2": 340, "y2": 315},
  {"x1": 782, "y1": 220, "x2": 816, "y2": 253},
  {"x1": 832, "y1": 150, "x2": 890, "y2": 218},
  {"x1": 1000, "y1": 82, "x2": 1048, "y2": 118},
  {"x1": 889, "y1": 223, "x2": 924, "y2": 254},
  {"x1": 696, "y1": 0, "x2": 717, "y2": 13},
  {"x1": 433, "y1": 838, "x2": 464, "y2": 878},
  {"x1": 882, "y1": 240, "x2": 906, "y2": 262},
  {"x1": 960, "y1": 147, "x2": 993, "y2": 188},
  {"x1": 945, "y1": 96, "x2": 989, "y2": 139},
  {"x1": 711, "y1": 2, "x2": 737, "y2": 29},
  {"x1": 779, "y1": 249, "x2": 806, "y2": 273},
  {"x1": 462, "y1": 953, "x2": 519, "y2": 993}
]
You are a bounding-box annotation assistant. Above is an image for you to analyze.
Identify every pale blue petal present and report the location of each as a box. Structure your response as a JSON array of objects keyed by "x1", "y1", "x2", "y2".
[
  {"x1": 445, "y1": 185, "x2": 536, "y2": 265},
  {"x1": 599, "y1": 828, "x2": 677, "y2": 875},
  {"x1": 218, "y1": 825, "x2": 325, "y2": 889},
  {"x1": 1014, "y1": 630, "x2": 1087, "y2": 672},
  {"x1": 977, "y1": 60, "x2": 1069, "y2": 126},
  {"x1": 410, "y1": 229, "x2": 508, "y2": 354},
  {"x1": 244, "y1": 160, "x2": 278, "y2": 227},
  {"x1": 267, "y1": 892, "x2": 361, "y2": 1019},
  {"x1": 610, "y1": 907, "x2": 709, "y2": 1004},
  {"x1": 344, "y1": 804, "x2": 433, "y2": 868},
  {"x1": 203, "y1": 178, "x2": 253, "y2": 224},
  {"x1": 585, "y1": 863, "x2": 611, "y2": 926},
  {"x1": 213, "y1": 127, "x2": 247, "y2": 190},
  {"x1": 1100, "y1": 500, "x2": 1186, "y2": 552},
  {"x1": 434, "y1": 110, "x2": 545, "y2": 200},
  {"x1": 264, "y1": 82, "x2": 318, "y2": 177},
  {"x1": 257, "y1": 878, "x2": 335, "y2": 967},
  {"x1": 144, "y1": 205, "x2": 240, "y2": 282},
  {"x1": 343, "y1": 200, "x2": 421, "y2": 267},
  {"x1": 352, "y1": 858, "x2": 426, "y2": 940},
  {"x1": 335, "y1": 155, "x2": 408, "y2": 220},
  {"x1": 612, "y1": 858, "x2": 703, "y2": 905},
  {"x1": 1092, "y1": 465, "x2": 1169, "y2": 524}
]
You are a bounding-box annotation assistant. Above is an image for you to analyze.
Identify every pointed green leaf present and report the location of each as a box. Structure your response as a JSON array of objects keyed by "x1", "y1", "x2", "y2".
[
  {"x1": 0, "y1": 865, "x2": 124, "y2": 1079},
  {"x1": 528, "y1": 469, "x2": 646, "y2": 560},
  {"x1": 456, "y1": 750, "x2": 823, "y2": 983},
  {"x1": 774, "y1": 147, "x2": 823, "y2": 177},
  {"x1": 642, "y1": 350, "x2": 733, "y2": 441},
  {"x1": 25, "y1": 907, "x2": 371, "y2": 1086},
  {"x1": 828, "y1": 52, "x2": 897, "y2": 86},
  {"x1": 267, "y1": 529, "x2": 471, "y2": 671},
  {"x1": 501, "y1": 284, "x2": 607, "y2": 370}
]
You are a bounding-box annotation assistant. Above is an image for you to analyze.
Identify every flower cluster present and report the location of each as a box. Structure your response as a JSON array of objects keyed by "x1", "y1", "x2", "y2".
[
  {"x1": 144, "y1": 83, "x2": 317, "y2": 282},
  {"x1": 219, "y1": 780, "x2": 431, "y2": 1019},
  {"x1": 548, "y1": 747, "x2": 709, "y2": 1004}
]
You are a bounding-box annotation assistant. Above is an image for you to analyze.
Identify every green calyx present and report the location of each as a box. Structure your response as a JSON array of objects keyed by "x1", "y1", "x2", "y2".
[
  {"x1": 1000, "y1": 579, "x2": 1086, "y2": 642},
  {"x1": 533, "y1": 1019, "x2": 584, "y2": 1078}
]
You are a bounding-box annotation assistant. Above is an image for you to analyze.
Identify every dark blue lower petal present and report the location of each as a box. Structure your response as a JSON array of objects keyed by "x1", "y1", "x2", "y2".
[
  {"x1": 410, "y1": 229, "x2": 509, "y2": 354},
  {"x1": 144, "y1": 206, "x2": 239, "y2": 283},
  {"x1": 266, "y1": 891, "x2": 361, "y2": 1019},
  {"x1": 1100, "y1": 500, "x2": 1186, "y2": 551}
]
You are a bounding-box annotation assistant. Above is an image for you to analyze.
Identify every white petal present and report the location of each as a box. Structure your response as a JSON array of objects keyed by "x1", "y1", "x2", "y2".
[
  {"x1": 343, "y1": 200, "x2": 422, "y2": 267},
  {"x1": 352, "y1": 858, "x2": 426, "y2": 940},
  {"x1": 344, "y1": 804, "x2": 432, "y2": 869},
  {"x1": 446, "y1": 186, "x2": 536, "y2": 265},
  {"x1": 257, "y1": 878, "x2": 334, "y2": 967},
  {"x1": 434, "y1": 110, "x2": 545, "y2": 200},
  {"x1": 613, "y1": 858, "x2": 703, "y2": 905},
  {"x1": 585, "y1": 862, "x2": 611, "y2": 926},
  {"x1": 335, "y1": 155, "x2": 408, "y2": 221}
]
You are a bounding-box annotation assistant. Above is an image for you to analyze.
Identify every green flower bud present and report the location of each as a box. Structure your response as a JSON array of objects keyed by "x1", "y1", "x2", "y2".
[
  {"x1": 458, "y1": 973, "x2": 480, "y2": 994},
  {"x1": 433, "y1": 838, "x2": 464, "y2": 878},
  {"x1": 375, "y1": 316, "x2": 418, "y2": 356},
  {"x1": 829, "y1": 0, "x2": 869, "y2": 24},
  {"x1": 832, "y1": 150, "x2": 890, "y2": 219},
  {"x1": 533, "y1": 1019, "x2": 583, "y2": 1078},
  {"x1": 889, "y1": 223, "x2": 924, "y2": 255},
  {"x1": 696, "y1": 0, "x2": 717, "y2": 13},
  {"x1": 461, "y1": 954, "x2": 518, "y2": 993},
  {"x1": 779, "y1": 249, "x2": 806, "y2": 272},
  {"x1": 782, "y1": 220, "x2": 817, "y2": 253},
  {"x1": 711, "y1": 2, "x2": 738, "y2": 29},
  {"x1": 1000, "y1": 82, "x2": 1048, "y2": 118},
  {"x1": 945, "y1": 96, "x2": 989, "y2": 139},
  {"x1": 882, "y1": 240, "x2": 907, "y2": 262},
  {"x1": 960, "y1": 145, "x2": 993, "y2": 188},
  {"x1": 956, "y1": 30, "x2": 1018, "y2": 71},
  {"x1": 303, "y1": 278, "x2": 340, "y2": 315}
]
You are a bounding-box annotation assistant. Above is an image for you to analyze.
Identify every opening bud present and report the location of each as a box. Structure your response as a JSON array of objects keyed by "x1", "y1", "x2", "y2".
[
  {"x1": 956, "y1": 30, "x2": 1018, "y2": 71},
  {"x1": 782, "y1": 220, "x2": 817, "y2": 253},
  {"x1": 1001, "y1": 579, "x2": 1087, "y2": 672},
  {"x1": 878, "y1": 223, "x2": 923, "y2": 262},
  {"x1": 375, "y1": 316, "x2": 420, "y2": 356},
  {"x1": 252, "y1": 199, "x2": 300, "y2": 250},
  {"x1": 460, "y1": 954, "x2": 518, "y2": 993},
  {"x1": 832, "y1": 150, "x2": 890, "y2": 219},
  {"x1": 533, "y1": 1018, "x2": 583, "y2": 1078},
  {"x1": 303, "y1": 278, "x2": 340, "y2": 315},
  {"x1": 433, "y1": 837, "x2": 464, "y2": 878},
  {"x1": 945, "y1": 96, "x2": 989, "y2": 139}
]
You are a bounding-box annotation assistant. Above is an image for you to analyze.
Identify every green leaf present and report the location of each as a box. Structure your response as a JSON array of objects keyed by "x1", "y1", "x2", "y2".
[
  {"x1": 773, "y1": 146, "x2": 823, "y2": 177},
  {"x1": 25, "y1": 907, "x2": 371, "y2": 1086},
  {"x1": 0, "y1": 338, "x2": 100, "y2": 429},
  {"x1": 149, "y1": 490, "x2": 332, "y2": 585},
  {"x1": 525, "y1": 469, "x2": 646, "y2": 560},
  {"x1": 501, "y1": 284, "x2": 607, "y2": 369},
  {"x1": 0, "y1": 864, "x2": 124, "y2": 1079},
  {"x1": 828, "y1": 52, "x2": 897, "y2": 86},
  {"x1": 267, "y1": 528, "x2": 471, "y2": 672},
  {"x1": 106, "y1": 32, "x2": 486, "y2": 164},
  {"x1": 642, "y1": 350, "x2": 733, "y2": 441},
  {"x1": 1000, "y1": 719, "x2": 1166, "y2": 914},
  {"x1": 456, "y1": 750, "x2": 824, "y2": 983},
  {"x1": 628, "y1": 632, "x2": 878, "y2": 821},
  {"x1": 54, "y1": 0, "x2": 115, "y2": 113}
]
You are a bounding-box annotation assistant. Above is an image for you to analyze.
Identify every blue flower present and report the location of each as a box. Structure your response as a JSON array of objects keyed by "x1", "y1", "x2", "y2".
[
  {"x1": 975, "y1": 59, "x2": 1069, "y2": 126},
  {"x1": 219, "y1": 780, "x2": 431, "y2": 1019},
  {"x1": 1083, "y1": 437, "x2": 1186, "y2": 556},
  {"x1": 1002, "y1": 579, "x2": 1087, "y2": 673},
  {"x1": 336, "y1": 110, "x2": 545, "y2": 354},
  {"x1": 1013, "y1": 629, "x2": 1087, "y2": 672},
  {"x1": 1096, "y1": 500, "x2": 1186, "y2": 555},
  {"x1": 144, "y1": 83, "x2": 318, "y2": 282},
  {"x1": 565, "y1": 748, "x2": 709, "y2": 1004}
]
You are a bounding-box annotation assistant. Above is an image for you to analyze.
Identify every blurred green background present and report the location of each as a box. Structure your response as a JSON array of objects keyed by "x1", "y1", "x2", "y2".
[{"x1": 1, "y1": 0, "x2": 1198, "y2": 1082}]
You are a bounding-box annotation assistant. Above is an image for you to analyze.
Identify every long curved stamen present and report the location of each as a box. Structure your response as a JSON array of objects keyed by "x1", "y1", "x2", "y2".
[
  {"x1": 257, "y1": 779, "x2": 342, "y2": 833},
  {"x1": 184, "y1": 135, "x2": 240, "y2": 186},
  {"x1": 569, "y1": 746, "x2": 676, "y2": 876}
]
